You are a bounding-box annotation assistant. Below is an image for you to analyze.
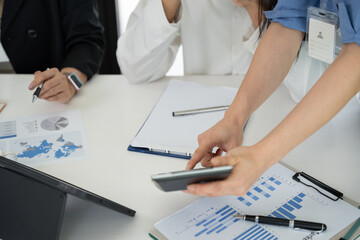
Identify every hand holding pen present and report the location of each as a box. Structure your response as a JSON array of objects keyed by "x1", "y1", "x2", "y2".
[{"x1": 29, "y1": 68, "x2": 80, "y2": 104}]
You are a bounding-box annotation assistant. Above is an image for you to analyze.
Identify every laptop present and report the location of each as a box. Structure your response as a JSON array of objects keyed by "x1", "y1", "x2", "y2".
[{"x1": 0, "y1": 156, "x2": 135, "y2": 240}]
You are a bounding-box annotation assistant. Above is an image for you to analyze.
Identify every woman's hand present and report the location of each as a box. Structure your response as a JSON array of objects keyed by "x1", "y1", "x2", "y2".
[
  {"x1": 186, "y1": 114, "x2": 246, "y2": 171},
  {"x1": 185, "y1": 145, "x2": 273, "y2": 197}
]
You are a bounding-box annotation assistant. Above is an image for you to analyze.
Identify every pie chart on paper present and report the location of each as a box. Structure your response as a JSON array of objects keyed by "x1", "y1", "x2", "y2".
[{"x1": 40, "y1": 116, "x2": 69, "y2": 131}]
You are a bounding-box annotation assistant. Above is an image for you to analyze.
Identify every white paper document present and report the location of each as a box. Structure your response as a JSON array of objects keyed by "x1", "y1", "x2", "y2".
[
  {"x1": 155, "y1": 164, "x2": 360, "y2": 240},
  {"x1": 0, "y1": 110, "x2": 89, "y2": 165},
  {"x1": 129, "y1": 80, "x2": 238, "y2": 158}
]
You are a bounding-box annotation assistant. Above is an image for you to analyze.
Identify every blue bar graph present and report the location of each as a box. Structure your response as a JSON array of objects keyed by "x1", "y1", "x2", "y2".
[
  {"x1": 219, "y1": 210, "x2": 237, "y2": 222},
  {"x1": 238, "y1": 197, "x2": 252, "y2": 206},
  {"x1": 298, "y1": 193, "x2": 305, "y2": 198},
  {"x1": 194, "y1": 205, "x2": 240, "y2": 237},
  {"x1": 271, "y1": 192, "x2": 306, "y2": 221},
  {"x1": 216, "y1": 205, "x2": 229, "y2": 214},
  {"x1": 288, "y1": 200, "x2": 302, "y2": 209},
  {"x1": 207, "y1": 223, "x2": 223, "y2": 234},
  {"x1": 195, "y1": 228, "x2": 208, "y2": 237},
  {"x1": 203, "y1": 218, "x2": 216, "y2": 227},
  {"x1": 293, "y1": 196, "x2": 303, "y2": 203},
  {"x1": 282, "y1": 203, "x2": 294, "y2": 212},
  {"x1": 261, "y1": 182, "x2": 276, "y2": 191},
  {"x1": 246, "y1": 191, "x2": 260, "y2": 201},
  {"x1": 272, "y1": 211, "x2": 286, "y2": 219},
  {"x1": 277, "y1": 207, "x2": 296, "y2": 219},
  {"x1": 233, "y1": 224, "x2": 278, "y2": 240},
  {"x1": 254, "y1": 187, "x2": 271, "y2": 198},
  {"x1": 269, "y1": 177, "x2": 282, "y2": 185}
]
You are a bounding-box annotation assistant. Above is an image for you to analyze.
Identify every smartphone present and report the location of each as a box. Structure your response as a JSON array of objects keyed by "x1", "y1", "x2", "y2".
[{"x1": 151, "y1": 166, "x2": 233, "y2": 192}]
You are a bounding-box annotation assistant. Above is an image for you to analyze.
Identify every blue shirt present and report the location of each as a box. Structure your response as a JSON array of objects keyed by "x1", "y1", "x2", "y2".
[{"x1": 264, "y1": 0, "x2": 360, "y2": 46}]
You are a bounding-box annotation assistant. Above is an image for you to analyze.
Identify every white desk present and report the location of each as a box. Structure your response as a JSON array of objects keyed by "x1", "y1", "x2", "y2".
[{"x1": 0, "y1": 74, "x2": 359, "y2": 239}]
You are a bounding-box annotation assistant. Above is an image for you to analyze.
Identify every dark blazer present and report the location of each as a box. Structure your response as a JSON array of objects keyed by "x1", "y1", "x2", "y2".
[{"x1": 1, "y1": 0, "x2": 105, "y2": 79}]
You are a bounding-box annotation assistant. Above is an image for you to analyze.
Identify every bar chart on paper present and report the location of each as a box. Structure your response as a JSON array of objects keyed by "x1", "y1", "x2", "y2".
[{"x1": 155, "y1": 164, "x2": 360, "y2": 240}]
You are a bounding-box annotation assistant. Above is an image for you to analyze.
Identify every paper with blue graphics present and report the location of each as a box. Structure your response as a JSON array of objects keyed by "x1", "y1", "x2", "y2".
[
  {"x1": 0, "y1": 110, "x2": 89, "y2": 165},
  {"x1": 155, "y1": 164, "x2": 360, "y2": 240}
]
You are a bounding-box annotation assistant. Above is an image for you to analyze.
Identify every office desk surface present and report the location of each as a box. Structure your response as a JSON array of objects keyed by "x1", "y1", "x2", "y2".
[{"x1": 0, "y1": 74, "x2": 359, "y2": 239}]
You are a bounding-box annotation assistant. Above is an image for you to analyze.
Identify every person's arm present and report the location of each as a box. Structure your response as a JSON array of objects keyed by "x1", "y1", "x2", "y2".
[
  {"x1": 185, "y1": 42, "x2": 360, "y2": 197},
  {"x1": 117, "y1": 0, "x2": 181, "y2": 83},
  {"x1": 187, "y1": 22, "x2": 304, "y2": 170},
  {"x1": 28, "y1": 0, "x2": 104, "y2": 103}
]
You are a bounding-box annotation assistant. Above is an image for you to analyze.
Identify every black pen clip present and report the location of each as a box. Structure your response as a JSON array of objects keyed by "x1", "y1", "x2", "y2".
[{"x1": 292, "y1": 172, "x2": 343, "y2": 201}]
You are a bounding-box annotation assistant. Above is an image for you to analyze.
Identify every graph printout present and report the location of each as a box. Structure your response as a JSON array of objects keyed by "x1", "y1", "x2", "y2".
[
  {"x1": 155, "y1": 164, "x2": 360, "y2": 240},
  {"x1": 0, "y1": 110, "x2": 89, "y2": 165}
]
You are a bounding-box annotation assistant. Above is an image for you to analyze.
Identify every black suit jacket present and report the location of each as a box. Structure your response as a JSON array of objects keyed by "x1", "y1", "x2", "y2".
[{"x1": 1, "y1": 0, "x2": 105, "y2": 79}]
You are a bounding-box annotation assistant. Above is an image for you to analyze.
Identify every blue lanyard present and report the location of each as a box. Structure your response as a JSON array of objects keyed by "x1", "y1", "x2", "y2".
[{"x1": 320, "y1": 0, "x2": 328, "y2": 10}]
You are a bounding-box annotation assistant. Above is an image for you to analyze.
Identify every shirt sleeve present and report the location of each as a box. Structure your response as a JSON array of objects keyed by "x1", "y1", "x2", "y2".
[
  {"x1": 116, "y1": 0, "x2": 182, "y2": 83},
  {"x1": 60, "y1": 0, "x2": 105, "y2": 80},
  {"x1": 264, "y1": 0, "x2": 318, "y2": 33},
  {"x1": 336, "y1": 0, "x2": 360, "y2": 46}
]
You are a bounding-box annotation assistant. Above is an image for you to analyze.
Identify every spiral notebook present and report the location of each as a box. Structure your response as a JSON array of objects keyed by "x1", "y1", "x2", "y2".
[{"x1": 128, "y1": 80, "x2": 238, "y2": 159}]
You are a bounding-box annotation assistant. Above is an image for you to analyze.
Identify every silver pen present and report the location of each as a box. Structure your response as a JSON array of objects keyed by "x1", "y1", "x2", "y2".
[{"x1": 172, "y1": 105, "x2": 229, "y2": 117}]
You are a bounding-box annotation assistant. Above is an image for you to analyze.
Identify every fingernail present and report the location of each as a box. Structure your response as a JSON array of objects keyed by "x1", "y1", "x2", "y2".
[
  {"x1": 187, "y1": 185, "x2": 195, "y2": 192},
  {"x1": 29, "y1": 84, "x2": 34, "y2": 89}
]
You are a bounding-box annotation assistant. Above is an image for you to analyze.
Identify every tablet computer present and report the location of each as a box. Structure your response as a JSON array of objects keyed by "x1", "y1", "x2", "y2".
[
  {"x1": 152, "y1": 166, "x2": 233, "y2": 192},
  {"x1": 0, "y1": 156, "x2": 136, "y2": 217}
]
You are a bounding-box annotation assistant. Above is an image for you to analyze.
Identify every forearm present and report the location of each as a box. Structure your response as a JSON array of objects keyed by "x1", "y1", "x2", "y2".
[
  {"x1": 161, "y1": 0, "x2": 181, "y2": 23},
  {"x1": 226, "y1": 23, "x2": 304, "y2": 126},
  {"x1": 257, "y1": 43, "x2": 360, "y2": 167}
]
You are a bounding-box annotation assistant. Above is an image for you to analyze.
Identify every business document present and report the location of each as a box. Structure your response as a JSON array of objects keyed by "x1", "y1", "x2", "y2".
[
  {"x1": 0, "y1": 110, "x2": 89, "y2": 165},
  {"x1": 155, "y1": 164, "x2": 360, "y2": 240}
]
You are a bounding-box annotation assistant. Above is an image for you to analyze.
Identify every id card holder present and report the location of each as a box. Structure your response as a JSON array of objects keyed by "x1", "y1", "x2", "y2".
[{"x1": 306, "y1": 6, "x2": 338, "y2": 64}]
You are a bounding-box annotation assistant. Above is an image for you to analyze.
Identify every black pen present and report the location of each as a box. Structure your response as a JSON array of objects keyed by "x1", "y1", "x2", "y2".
[
  {"x1": 233, "y1": 214, "x2": 327, "y2": 232},
  {"x1": 32, "y1": 82, "x2": 44, "y2": 103}
]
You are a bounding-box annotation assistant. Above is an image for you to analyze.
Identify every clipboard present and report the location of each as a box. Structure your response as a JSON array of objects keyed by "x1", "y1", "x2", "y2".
[
  {"x1": 150, "y1": 163, "x2": 360, "y2": 240},
  {"x1": 127, "y1": 80, "x2": 239, "y2": 159}
]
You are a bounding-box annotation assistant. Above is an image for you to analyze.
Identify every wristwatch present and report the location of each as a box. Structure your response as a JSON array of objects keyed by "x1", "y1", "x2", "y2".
[{"x1": 66, "y1": 72, "x2": 83, "y2": 90}]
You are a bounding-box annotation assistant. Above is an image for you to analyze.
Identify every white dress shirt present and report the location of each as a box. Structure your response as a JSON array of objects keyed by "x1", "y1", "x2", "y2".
[
  {"x1": 117, "y1": 0, "x2": 258, "y2": 84},
  {"x1": 117, "y1": 0, "x2": 330, "y2": 104}
]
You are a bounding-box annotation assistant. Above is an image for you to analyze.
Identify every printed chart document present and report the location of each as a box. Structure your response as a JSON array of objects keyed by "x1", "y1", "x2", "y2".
[
  {"x1": 154, "y1": 164, "x2": 360, "y2": 240},
  {"x1": 0, "y1": 110, "x2": 89, "y2": 165},
  {"x1": 128, "y1": 80, "x2": 238, "y2": 159}
]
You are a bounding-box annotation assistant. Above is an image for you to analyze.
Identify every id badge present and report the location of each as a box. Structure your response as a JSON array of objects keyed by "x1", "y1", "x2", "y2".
[{"x1": 307, "y1": 7, "x2": 338, "y2": 64}]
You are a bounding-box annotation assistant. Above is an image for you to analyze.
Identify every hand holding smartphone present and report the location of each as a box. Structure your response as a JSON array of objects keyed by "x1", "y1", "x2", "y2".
[{"x1": 152, "y1": 166, "x2": 233, "y2": 192}]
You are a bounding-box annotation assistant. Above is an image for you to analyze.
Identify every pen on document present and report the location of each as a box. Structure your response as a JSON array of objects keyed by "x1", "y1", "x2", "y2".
[
  {"x1": 32, "y1": 82, "x2": 44, "y2": 103},
  {"x1": 233, "y1": 214, "x2": 327, "y2": 232},
  {"x1": 172, "y1": 105, "x2": 229, "y2": 117}
]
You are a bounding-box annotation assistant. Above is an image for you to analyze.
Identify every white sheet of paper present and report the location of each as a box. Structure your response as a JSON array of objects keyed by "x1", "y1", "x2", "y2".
[
  {"x1": 155, "y1": 164, "x2": 360, "y2": 240},
  {"x1": 130, "y1": 80, "x2": 238, "y2": 156},
  {"x1": 0, "y1": 110, "x2": 89, "y2": 165}
]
